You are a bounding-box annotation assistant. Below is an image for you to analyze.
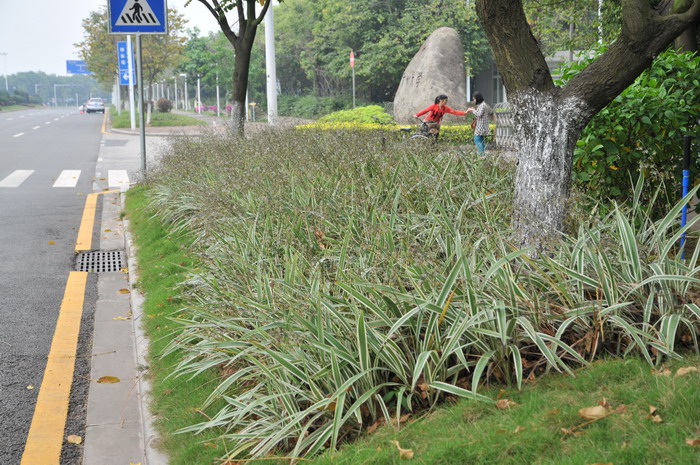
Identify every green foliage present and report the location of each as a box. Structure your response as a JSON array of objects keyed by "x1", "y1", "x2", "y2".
[
  {"x1": 557, "y1": 49, "x2": 700, "y2": 213},
  {"x1": 275, "y1": 0, "x2": 491, "y2": 101},
  {"x1": 277, "y1": 94, "x2": 356, "y2": 119},
  {"x1": 318, "y1": 105, "x2": 395, "y2": 124}
]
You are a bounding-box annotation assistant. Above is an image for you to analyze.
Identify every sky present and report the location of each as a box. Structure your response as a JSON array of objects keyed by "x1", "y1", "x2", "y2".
[{"x1": 0, "y1": 0, "x2": 218, "y2": 77}]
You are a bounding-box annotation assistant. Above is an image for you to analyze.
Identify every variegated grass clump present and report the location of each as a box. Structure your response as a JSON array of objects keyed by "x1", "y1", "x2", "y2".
[{"x1": 146, "y1": 130, "x2": 699, "y2": 461}]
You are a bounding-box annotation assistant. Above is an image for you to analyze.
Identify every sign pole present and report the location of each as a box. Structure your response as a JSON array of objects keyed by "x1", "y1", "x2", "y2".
[
  {"x1": 350, "y1": 50, "x2": 355, "y2": 109},
  {"x1": 127, "y1": 35, "x2": 136, "y2": 130},
  {"x1": 136, "y1": 34, "x2": 147, "y2": 175}
]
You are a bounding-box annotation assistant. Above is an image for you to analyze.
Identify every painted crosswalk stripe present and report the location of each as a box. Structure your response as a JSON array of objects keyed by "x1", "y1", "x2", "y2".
[
  {"x1": 0, "y1": 170, "x2": 35, "y2": 187},
  {"x1": 108, "y1": 170, "x2": 130, "y2": 188},
  {"x1": 53, "y1": 170, "x2": 81, "y2": 188}
]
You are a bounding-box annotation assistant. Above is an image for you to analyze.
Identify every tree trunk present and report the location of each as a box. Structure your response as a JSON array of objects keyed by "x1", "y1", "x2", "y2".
[
  {"x1": 475, "y1": 0, "x2": 700, "y2": 253},
  {"x1": 510, "y1": 90, "x2": 589, "y2": 250},
  {"x1": 230, "y1": 43, "x2": 252, "y2": 135}
]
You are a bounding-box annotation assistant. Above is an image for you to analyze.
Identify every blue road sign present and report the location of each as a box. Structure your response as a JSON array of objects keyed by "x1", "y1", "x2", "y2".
[
  {"x1": 66, "y1": 60, "x2": 92, "y2": 74},
  {"x1": 109, "y1": 0, "x2": 167, "y2": 34},
  {"x1": 117, "y1": 42, "x2": 135, "y2": 85}
]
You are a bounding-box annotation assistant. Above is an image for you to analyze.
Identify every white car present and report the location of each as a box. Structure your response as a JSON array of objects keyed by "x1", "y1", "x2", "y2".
[{"x1": 86, "y1": 98, "x2": 105, "y2": 114}]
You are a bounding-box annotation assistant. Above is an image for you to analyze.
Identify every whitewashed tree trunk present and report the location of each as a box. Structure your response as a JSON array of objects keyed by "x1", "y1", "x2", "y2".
[{"x1": 510, "y1": 91, "x2": 590, "y2": 251}]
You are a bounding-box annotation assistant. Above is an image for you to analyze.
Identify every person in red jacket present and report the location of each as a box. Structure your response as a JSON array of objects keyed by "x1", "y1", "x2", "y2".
[{"x1": 413, "y1": 94, "x2": 466, "y2": 139}]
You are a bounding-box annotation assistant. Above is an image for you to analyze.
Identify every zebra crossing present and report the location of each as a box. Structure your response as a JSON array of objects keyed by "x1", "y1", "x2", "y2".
[{"x1": 0, "y1": 169, "x2": 131, "y2": 189}]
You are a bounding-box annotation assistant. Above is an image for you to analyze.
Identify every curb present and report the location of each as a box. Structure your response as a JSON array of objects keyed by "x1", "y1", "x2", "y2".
[{"x1": 120, "y1": 189, "x2": 170, "y2": 465}]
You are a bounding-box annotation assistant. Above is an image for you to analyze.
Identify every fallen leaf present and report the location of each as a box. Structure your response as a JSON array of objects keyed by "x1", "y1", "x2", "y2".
[
  {"x1": 497, "y1": 388, "x2": 507, "y2": 400},
  {"x1": 120, "y1": 267, "x2": 129, "y2": 273},
  {"x1": 96, "y1": 376, "x2": 120, "y2": 384},
  {"x1": 104, "y1": 229, "x2": 111, "y2": 232},
  {"x1": 598, "y1": 397, "x2": 611, "y2": 409},
  {"x1": 48, "y1": 241, "x2": 56, "y2": 245},
  {"x1": 675, "y1": 366, "x2": 699, "y2": 377},
  {"x1": 113, "y1": 316, "x2": 130, "y2": 320},
  {"x1": 514, "y1": 425, "x2": 525, "y2": 434},
  {"x1": 685, "y1": 438, "x2": 700, "y2": 447},
  {"x1": 66, "y1": 435, "x2": 82, "y2": 444},
  {"x1": 27, "y1": 385, "x2": 34, "y2": 390},
  {"x1": 390, "y1": 440, "x2": 414, "y2": 460},
  {"x1": 649, "y1": 405, "x2": 658, "y2": 415},
  {"x1": 495, "y1": 398, "x2": 518, "y2": 410},
  {"x1": 654, "y1": 367, "x2": 671, "y2": 377},
  {"x1": 651, "y1": 415, "x2": 663, "y2": 424},
  {"x1": 578, "y1": 405, "x2": 607, "y2": 420},
  {"x1": 366, "y1": 422, "x2": 379, "y2": 434},
  {"x1": 398, "y1": 413, "x2": 412, "y2": 424},
  {"x1": 118, "y1": 288, "x2": 131, "y2": 294},
  {"x1": 323, "y1": 401, "x2": 337, "y2": 411},
  {"x1": 203, "y1": 442, "x2": 218, "y2": 448}
]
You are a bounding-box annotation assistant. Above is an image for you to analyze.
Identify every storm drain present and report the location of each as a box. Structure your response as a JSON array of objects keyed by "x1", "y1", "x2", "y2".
[{"x1": 75, "y1": 251, "x2": 125, "y2": 273}]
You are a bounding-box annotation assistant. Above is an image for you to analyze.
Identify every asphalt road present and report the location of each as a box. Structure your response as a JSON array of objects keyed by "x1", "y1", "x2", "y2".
[{"x1": 0, "y1": 107, "x2": 103, "y2": 464}]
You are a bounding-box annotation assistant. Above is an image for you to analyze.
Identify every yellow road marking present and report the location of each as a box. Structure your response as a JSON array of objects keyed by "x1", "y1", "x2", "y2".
[
  {"x1": 22, "y1": 188, "x2": 122, "y2": 463},
  {"x1": 75, "y1": 190, "x2": 120, "y2": 252},
  {"x1": 20, "y1": 271, "x2": 88, "y2": 465}
]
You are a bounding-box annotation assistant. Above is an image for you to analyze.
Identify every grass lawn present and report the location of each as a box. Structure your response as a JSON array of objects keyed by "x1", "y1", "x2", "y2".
[
  {"x1": 125, "y1": 186, "x2": 224, "y2": 465},
  {"x1": 111, "y1": 108, "x2": 205, "y2": 128},
  {"x1": 293, "y1": 357, "x2": 700, "y2": 465},
  {"x1": 125, "y1": 181, "x2": 700, "y2": 465}
]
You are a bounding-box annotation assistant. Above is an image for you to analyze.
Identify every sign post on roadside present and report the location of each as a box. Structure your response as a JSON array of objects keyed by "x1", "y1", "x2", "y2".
[
  {"x1": 117, "y1": 39, "x2": 137, "y2": 130},
  {"x1": 350, "y1": 50, "x2": 355, "y2": 109},
  {"x1": 108, "y1": 0, "x2": 168, "y2": 177}
]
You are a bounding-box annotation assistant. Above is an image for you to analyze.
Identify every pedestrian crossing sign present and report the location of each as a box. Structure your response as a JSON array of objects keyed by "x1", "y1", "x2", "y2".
[{"x1": 109, "y1": 0, "x2": 167, "y2": 34}]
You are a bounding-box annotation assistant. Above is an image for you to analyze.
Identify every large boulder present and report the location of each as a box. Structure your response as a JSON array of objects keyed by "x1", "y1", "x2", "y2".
[{"x1": 393, "y1": 27, "x2": 467, "y2": 124}]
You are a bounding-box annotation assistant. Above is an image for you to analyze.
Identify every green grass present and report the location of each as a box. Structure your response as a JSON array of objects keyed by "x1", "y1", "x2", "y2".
[
  {"x1": 111, "y1": 108, "x2": 205, "y2": 128},
  {"x1": 266, "y1": 357, "x2": 699, "y2": 465},
  {"x1": 125, "y1": 186, "x2": 227, "y2": 464},
  {"x1": 0, "y1": 104, "x2": 43, "y2": 112}
]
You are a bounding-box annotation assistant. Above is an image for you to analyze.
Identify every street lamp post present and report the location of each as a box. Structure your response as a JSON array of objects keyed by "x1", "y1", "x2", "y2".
[
  {"x1": 174, "y1": 76, "x2": 179, "y2": 111},
  {"x1": 196, "y1": 76, "x2": 201, "y2": 114},
  {"x1": 53, "y1": 84, "x2": 71, "y2": 107},
  {"x1": 0, "y1": 52, "x2": 8, "y2": 92},
  {"x1": 180, "y1": 74, "x2": 188, "y2": 110}
]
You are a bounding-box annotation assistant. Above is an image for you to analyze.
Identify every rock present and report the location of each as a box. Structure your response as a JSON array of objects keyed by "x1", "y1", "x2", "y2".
[{"x1": 393, "y1": 27, "x2": 467, "y2": 124}]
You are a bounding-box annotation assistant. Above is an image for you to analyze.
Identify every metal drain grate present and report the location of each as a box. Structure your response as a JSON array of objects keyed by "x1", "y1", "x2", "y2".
[{"x1": 75, "y1": 251, "x2": 125, "y2": 272}]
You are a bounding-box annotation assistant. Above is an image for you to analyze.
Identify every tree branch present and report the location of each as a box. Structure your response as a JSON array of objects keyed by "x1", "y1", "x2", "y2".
[
  {"x1": 198, "y1": 0, "x2": 238, "y2": 43},
  {"x1": 250, "y1": 0, "x2": 272, "y2": 29},
  {"x1": 475, "y1": 0, "x2": 554, "y2": 94}
]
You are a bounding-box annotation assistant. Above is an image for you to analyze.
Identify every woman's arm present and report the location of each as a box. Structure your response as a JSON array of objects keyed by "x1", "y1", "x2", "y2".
[
  {"x1": 413, "y1": 104, "x2": 434, "y2": 118},
  {"x1": 444, "y1": 105, "x2": 466, "y2": 116}
]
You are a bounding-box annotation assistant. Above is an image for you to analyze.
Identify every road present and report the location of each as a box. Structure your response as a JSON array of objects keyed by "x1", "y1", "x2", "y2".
[{"x1": 0, "y1": 107, "x2": 104, "y2": 464}]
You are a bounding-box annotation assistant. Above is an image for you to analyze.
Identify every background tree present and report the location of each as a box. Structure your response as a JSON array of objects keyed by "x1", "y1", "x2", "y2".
[
  {"x1": 76, "y1": 8, "x2": 188, "y2": 116},
  {"x1": 474, "y1": 0, "x2": 700, "y2": 252},
  {"x1": 186, "y1": 0, "x2": 273, "y2": 134}
]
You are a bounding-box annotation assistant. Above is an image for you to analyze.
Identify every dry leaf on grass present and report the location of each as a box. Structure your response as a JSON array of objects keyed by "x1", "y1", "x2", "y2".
[
  {"x1": 66, "y1": 435, "x2": 82, "y2": 444},
  {"x1": 675, "y1": 366, "x2": 699, "y2": 377},
  {"x1": 495, "y1": 398, "x2": 518, "y2": 410},
  {"x1": 513, "y1": 425, "x2": 525, "y2": 434},
  {"x1": 685, "y1": 438, "x2": 700, "y2": 447},
  {"x1": 96, "y1": 376, "x2": 120, "y2": 384},
  {"x1": 648, "y1": 405, "x2": 663, "y2": 423},
  {"x1": 654, "y1": 367, "x2": 671, "y2": 377},
  {"x1": 390, "y1": 440, "x2": 414, "y2": 459},
  {"x1": 578, "y1": 406, "x2": 607, "y2": 420},
  {"x1": 366, "y1": 422, "x2": 380, "y2": 434},
  {"x1": 118, "y1": 288, "x2": 131, "y2": 294}
]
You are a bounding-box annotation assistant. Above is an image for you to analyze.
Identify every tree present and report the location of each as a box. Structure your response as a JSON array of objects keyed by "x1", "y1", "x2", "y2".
[
  {"x1": 474, "y1": 0, "x2": 700, "y2": 252},
  {"x1": 187, "y1": 0, "x2": 273, "y2": 134},
  {"x1": 76, "y1": 8, "x2": 188, "y2": 112}
]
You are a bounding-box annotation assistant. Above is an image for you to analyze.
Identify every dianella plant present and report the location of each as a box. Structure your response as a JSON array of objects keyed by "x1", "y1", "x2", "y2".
[{"x1": 146, "y1": 130, "x2": 700, "y2": 461}]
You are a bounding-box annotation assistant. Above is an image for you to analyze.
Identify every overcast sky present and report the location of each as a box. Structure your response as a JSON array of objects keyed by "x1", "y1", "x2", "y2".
[{"x1": 0, "y1": 0, "x2": 217, "y2": 77}]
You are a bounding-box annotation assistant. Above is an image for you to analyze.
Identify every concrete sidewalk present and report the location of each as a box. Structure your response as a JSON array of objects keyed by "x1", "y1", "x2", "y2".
[{"x1": 81, "y1": 129, "x2": 169, "y2": 465}]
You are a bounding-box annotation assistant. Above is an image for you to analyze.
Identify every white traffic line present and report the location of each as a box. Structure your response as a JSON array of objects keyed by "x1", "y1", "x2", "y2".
[
  {"x1": 13, "y1": 133, "x2": 25, "y2": 138},
  {"x1": 107, "y1": 170, "x2": 130, "y2": 188},
  {"x1": 33, "y1": 126, "x2": 41, "y2": 130},
  {"x1": 52, "y1": 170, "x2": 82, "y2": 188},
  {"x1": 6, "y1": 117, "x2": 13, "y2": 121},
  {"x1": 45, "y1": 122, "x2": 51, "y2": 125},
  {"x1": 0, "y1": 170, "x2": 35, "y2": 188}
]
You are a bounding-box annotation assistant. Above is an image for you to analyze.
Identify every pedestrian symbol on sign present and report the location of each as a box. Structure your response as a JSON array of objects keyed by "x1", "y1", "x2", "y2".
[{"x1": 116, "y1": 0, "x2": 161, "y2": 25}]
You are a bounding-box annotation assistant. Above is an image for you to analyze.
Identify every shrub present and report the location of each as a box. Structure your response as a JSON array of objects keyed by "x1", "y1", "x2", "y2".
[
  {"x1": 557, "y1": 49, "x2": 700, "y2": 215},
  {"x1": 156, "y1": 98, "x2": 173, "y2": 113},
  {"x1": 318, "y1": 104, "x2": 395, "y2": 124},
  {"x1": 278, "y1": 94, "x2": 358, "y2": 119}
]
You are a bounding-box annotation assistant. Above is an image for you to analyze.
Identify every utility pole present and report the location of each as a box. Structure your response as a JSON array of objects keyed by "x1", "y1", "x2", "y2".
[{"x1": 265, "y1": 4, "x2": 278, "y2": 126}]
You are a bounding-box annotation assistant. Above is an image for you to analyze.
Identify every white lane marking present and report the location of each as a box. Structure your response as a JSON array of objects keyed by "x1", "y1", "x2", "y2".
[
  {"x1": 108, "y1": 170, "x2": 130, "y2": 188},
  {"x1": 53, "y1": 170, "x2": 82, "y2": 188},
  {"x1": 0, "y1": 170, "x2": 35, "y2": 188},
  {"x1": 33, "y1": 126, "x2": 41, "y2": 130},
  {"x1": 45, "y1": 121, "x2": 51, "y2": 125},
  {"x1": 6, "y1": 117, "x2": 13, "y2": 121},
  {"x1": 13, "y1": 133, "x2": 25, "y2": 138},
  {"x1": 54, "y1": 118, "x2": 59, "y2": 121},
  {"x1": 19, "y1": 115, "x2": 25, "y2": 118}
]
